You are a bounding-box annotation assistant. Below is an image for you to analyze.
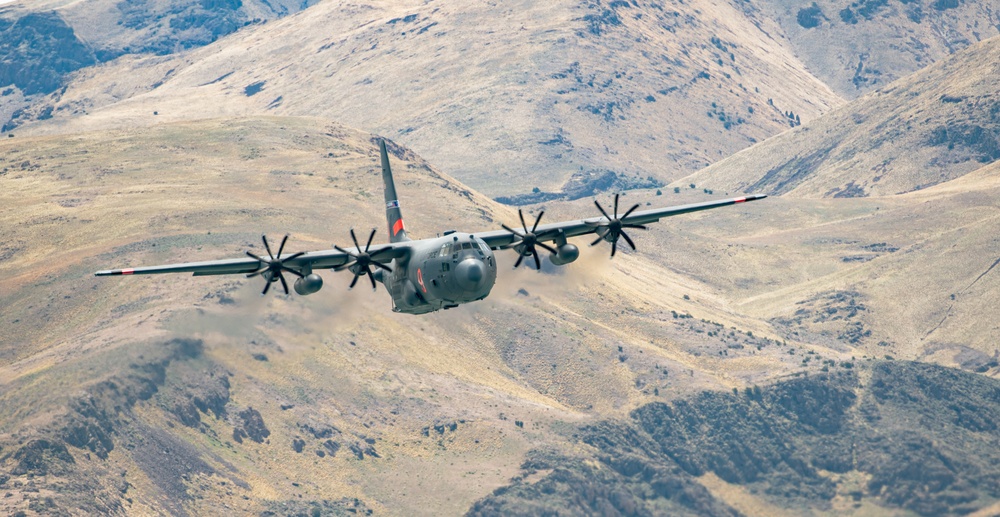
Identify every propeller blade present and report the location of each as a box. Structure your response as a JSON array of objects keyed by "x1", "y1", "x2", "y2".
[
  {"x1": 365, "y1": 228, "x2": 376, "y2": 253},
  {"x1": 334, "y1": 260, "x2": 357, "y2": 272},
  {"x1": 349, "y1": 273, "x2": 360, "y2": 290},
  {"x1": 501, "y1": 223, "x2": 519, "y2": 235},
  {"x1": 262, "y1": 235, "x2": 274, "y2": 260},
  {"x1": 532, "y1": 210, "x2": 544, "y2": 232},
  {"x1": 518, "y1": 209, "x2": 528, "y2": 233},
  {"x1": 591, "y1": 234, "x2": 604, "y2": 246},
  {"x1": 532, "y1": 250, "x2": 541, "y2": 270},
  {"x1": 621, "y1": 203, "x2": 641, "y2": 220},
  {"x1": 594, "y1": 200, "x2": 611, "y2": 221},
  {"x1": 372, "y1": 261, "x2": 393, "y2": 273},
  {"x1": 500, "y1": 240, "x2": 524, "y2": 250},
  {"x1": 611, "y1": 239, "x2": 618, "y2": 257},
  {"x1": 281, "y1": 266, "x2": 304, "y2": 278},
  {"x1": 279, "y1": 273, "x2": 289, "y2": 295},
  {"x1": 368, "y1": 270, "x2": 377, "y2": 290},
  {"x1": 623, "y1": 224, "x2": 648, "y2": 230},
  {"x1": 281, "y1": 251, "x2": 306, "y2": 262},
  {"x1": 262, "y1": 279, "x2": 272, "y2": 295},
  {"x1": 537, "y1": 241, "x2": 557, "y2": 254},
  {"x1": 370, "y1": 247, "x2": 395, "y2": 259},
  {"x1": 334, "y1": 245, "x2": 350, "y2": 255},
  {"x1": 276, "y1": 234, "x2": 289, "y2": 259},
  {"x1": 613, "y1": 193, "x2": 620, "y2": 218},
  {"x1": 621, "y1": 230, "x2": 636, "y2": 251},
  {"x1": 246, "y1": 251, "x2": 265, "y2": 262},
  {"x1": 514, "y1": 253, "x2": 525, "y2": 268},
  {"x1": 350, "y1": 229, "x2": 361, "y2": 251}
]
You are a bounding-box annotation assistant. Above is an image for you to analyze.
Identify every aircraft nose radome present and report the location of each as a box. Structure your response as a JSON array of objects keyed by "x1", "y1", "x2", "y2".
[{"x1": 455, "y1": 258, "x2": 486, "y2": 290}]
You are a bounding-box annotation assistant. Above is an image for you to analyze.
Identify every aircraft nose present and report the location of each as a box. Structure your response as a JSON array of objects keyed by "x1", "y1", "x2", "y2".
[{"x1": 455, "y1": 258, "x2": 486, "y2": 290}]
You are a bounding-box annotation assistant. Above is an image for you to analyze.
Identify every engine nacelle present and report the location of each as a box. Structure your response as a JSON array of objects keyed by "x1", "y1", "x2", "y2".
[
  {"x1": 293, "y1": 273, "x2": 324, "y2": 295},
  {"x1": 549, "y1": 243, "x2": 580, "y2": 266}
]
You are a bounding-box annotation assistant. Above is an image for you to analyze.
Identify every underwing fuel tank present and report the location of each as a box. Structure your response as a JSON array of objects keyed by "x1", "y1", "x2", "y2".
[
  {"x1": 549, "y1": 243, "x2": 580, "y2": 266},
  {"x1": 293, "y1": 274, "x2": 324, "y2": 295}
]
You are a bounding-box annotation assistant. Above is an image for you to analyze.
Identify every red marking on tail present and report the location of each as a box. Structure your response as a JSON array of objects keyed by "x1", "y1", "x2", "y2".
[{"x1": 393, "y1": 219, "x2": 405, "y2": 236}]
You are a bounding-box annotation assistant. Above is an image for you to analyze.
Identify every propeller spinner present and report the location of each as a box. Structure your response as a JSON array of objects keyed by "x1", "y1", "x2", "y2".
[
  {"x1": 246, "y1": 235, "x2": 306, "y2": 295},
  {"x1": 588, "y1": 194, "x2": 647, "y2": 257},
  {"x1": 334, "y1": 229, "x2": 394, "y2": 290},
  {"x1": 501, "y1": 209, "x2": 557, "y2": 270}
]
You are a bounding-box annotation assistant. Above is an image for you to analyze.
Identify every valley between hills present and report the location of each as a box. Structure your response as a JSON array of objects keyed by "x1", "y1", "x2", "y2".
[{"x1": 1, "y1": 0, "x2": 1000, "y2": 516}]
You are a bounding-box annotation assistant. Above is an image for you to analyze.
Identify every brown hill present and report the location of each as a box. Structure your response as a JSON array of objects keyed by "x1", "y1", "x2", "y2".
[
  {"x1": 3, "y1": 114, "x2": 999, "y2": 514},
  {"x1": 676, "y1": 35, "x2": 1000, "y2": 198},
  {"x1": 9, "y1": 0, "x2": 842, "y2": 199},
  {"x1": 754, "y1": 0, "x2": 1000, "y2": 99},
  {"x1": 0, "y1": 118, "x2": 802, "y2": 515}
]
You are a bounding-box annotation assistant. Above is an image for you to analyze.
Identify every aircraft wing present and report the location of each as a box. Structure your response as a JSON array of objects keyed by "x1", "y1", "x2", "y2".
[
  {"x1": 477, "y1": 194, "x2": 767, "y2": 250},
  {"x1": 95, "y1": 242, "x2": 406, "y2": 277}
]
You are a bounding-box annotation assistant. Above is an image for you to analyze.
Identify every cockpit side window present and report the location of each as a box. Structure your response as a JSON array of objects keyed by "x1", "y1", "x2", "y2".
[{"x1": 462, "y1": 242, "x2": 472, "y2": 250}]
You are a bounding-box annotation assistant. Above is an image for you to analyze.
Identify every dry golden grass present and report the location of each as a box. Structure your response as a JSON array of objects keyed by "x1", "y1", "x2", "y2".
[
  {"x1": 20, "y1": 0, "x2": 842, "y2": 198},
  {"x1": 678, "y1": 36, "x2": 1000, "y2": 198}
]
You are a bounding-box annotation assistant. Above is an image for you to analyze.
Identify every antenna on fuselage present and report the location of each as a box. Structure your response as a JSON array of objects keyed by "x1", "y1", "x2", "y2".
[{"x1": 380, "y1": 139, "x2": 410, "y2": 243}]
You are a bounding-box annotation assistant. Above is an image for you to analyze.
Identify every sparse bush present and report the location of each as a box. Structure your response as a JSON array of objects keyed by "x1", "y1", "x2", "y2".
[{"x1": 796, "y1": 3, "x2": 824, "y2": 28}]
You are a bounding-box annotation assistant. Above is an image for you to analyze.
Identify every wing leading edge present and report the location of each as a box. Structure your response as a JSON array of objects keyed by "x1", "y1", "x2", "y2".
[
  {"x1": 477, "y1": 194, "x2": 768, "y2": 250},
  {"x1": 95, "y1": 244, "x2": 407, "y2": 277}
]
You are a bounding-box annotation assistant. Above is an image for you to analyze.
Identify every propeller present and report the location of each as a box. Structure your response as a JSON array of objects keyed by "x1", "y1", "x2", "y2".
[
  {"x1": 334, "y1": 228, "x2": 394, "y2": 290},
  {"x1": 587, "y1": 193, "x2": 647, "y2": 257},
  {"x1": 246, "y1": 235, "x2": 306, "y2": 295},
  {"x1": 501, "y1": 209, "x2": 557, "y2": 270}
]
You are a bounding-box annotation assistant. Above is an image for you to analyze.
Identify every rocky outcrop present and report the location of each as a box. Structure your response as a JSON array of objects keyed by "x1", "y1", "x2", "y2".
[{"x1": 470, "y1": 361, "x2": 1000, "y2": 516}]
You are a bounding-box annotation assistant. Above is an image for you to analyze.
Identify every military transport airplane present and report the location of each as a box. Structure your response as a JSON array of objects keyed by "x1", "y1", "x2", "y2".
[{"x1": 96, "y1": 140, "x2": 766, "y2": 314}]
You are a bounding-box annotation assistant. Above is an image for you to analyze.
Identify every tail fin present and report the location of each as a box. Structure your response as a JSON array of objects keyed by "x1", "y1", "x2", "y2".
[{"x1": 380, "y1": 139, "x2": 410, "y2": 242}]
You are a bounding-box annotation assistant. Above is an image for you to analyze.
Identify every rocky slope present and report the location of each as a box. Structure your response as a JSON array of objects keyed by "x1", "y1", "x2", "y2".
[
  {"x1": 0, "y1": 0, "x2": 317, "y2": 131},
  {"x1": 677, "y1": 35, "x2": 1000, "y2": 198},
  {"x1": 3, "y1": 0, "x2": 844, "y2": 200},
  {"x1": 471, "y1": 361, "x2": 1000, "y2": 517},
  {"x1": 755, "y1": 0, "x2": 1000, "y2": 99}
]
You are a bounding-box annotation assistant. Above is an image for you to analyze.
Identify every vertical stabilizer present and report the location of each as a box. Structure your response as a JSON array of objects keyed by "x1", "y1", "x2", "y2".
[{"x1": 380, "y1": 139, "x2": 410, "y2": 242}]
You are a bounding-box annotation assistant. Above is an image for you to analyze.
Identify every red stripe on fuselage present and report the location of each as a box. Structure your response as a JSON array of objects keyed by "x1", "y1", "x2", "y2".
[
  {"x1": 121, "y1": 268, "x2": 135, "y2": 275},
  {"x1": 734, "y1": 197, "x2": 747, "y2": 203},
  {"x1": 393, "y1": 219, "x2": 405, "y2": 236}
]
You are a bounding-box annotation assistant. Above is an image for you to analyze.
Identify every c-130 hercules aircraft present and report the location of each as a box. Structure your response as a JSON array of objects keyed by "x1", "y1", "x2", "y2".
[{"x1": 97, "y1": 140, "x2": 765, "y2": 314}]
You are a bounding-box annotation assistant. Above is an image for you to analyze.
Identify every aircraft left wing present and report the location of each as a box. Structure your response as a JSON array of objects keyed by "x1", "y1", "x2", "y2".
[
  {"x1": 96, "y1": 234, "x2": 410, "y2": 294},
  {"x1": 477, "y1": 194, "x2": 767, "y2": 253},
  {"x1": 94, "y1": 248, "x2": 355, "y2": 277}
]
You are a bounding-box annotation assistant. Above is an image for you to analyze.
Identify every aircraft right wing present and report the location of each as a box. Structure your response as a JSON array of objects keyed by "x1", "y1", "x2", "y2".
[{"x1": 477, "y1": 194, "x2": 767, "y2": 255}]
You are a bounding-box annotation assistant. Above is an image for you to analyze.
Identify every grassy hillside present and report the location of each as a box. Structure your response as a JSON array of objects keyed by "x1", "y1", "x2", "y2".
[
  {"x1": 2, "y1": 110, "x2": 999, "y2": 514},
  {"x1": 0, "y1": 117, "x2": 806, "y2": 515},
  {"x1": 677, "y1": 35, "x2": 1000, "y2": 198},
  {"x1": 755, "y1": 0, "x2": 1000, "y2": 98},
  {"x1": 472, "y1": 361, "x2": 1000, "y2": 517},
  {"x1": 0, "y1": 0, "x2": 317, "y2": 131},
  {"x1": 7, "y1": 0, "x2": 843, "y2": 199}
]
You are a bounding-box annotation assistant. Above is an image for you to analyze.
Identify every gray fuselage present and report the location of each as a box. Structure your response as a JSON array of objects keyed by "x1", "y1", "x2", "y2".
[{"x1": 378, "y1": 233, "x2": 498, "y2": 314}]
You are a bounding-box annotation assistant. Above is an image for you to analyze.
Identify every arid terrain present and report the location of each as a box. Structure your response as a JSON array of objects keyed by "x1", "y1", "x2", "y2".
[{"x1": 1, "y1": 0, "x2": 1000, "y2": 515}]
